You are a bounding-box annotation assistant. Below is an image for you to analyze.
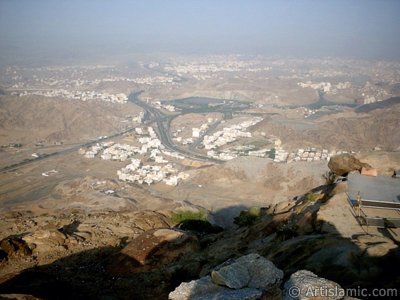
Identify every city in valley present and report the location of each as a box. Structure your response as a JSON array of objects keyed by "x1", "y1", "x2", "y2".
[
  {"x1": 1, "y1": 56, "x2": 399, "y2": 203},
  {"x1": 1, "y1": 54, "x2": 400, "y2": 299}
]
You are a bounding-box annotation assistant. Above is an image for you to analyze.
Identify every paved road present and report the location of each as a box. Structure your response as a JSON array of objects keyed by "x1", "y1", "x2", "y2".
[
  {"x1": 129, "y1": 92, "x2": 222, "y2": 163},
  {"x1": 0, "y1": 91, "x2": 227, "y2": 173},
  {"x1": 0, "y1": 127, "x2": 138, "y2": 173},
  {"x1": 189, "y1": 120, "x2": 221, "y2": 152}
]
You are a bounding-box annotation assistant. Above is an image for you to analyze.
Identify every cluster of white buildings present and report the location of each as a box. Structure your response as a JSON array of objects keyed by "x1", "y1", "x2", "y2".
[
  {"x1": 152, "y1": 101, "x2": 176, "y2": 112},
  {"x1": 298, "y1": 81, "x2": 332, "y2": 93},
  {"x1": 117, "y1": 158, "x2": 188, "y2": 186},
  {"x1": 192, "y1": 124, "x2": 209, "y2": 138},
  {"x1": 79, "y1": 126, "x2": 188, "y2": 186},
  {"x1": 100, "y1": 143, "x2": 142, "y2": 161},
  {"x1": 203, "y1": 117, "x2": 263, "y2": 151},
  {"x1": 206, "y1": 144, "x2": 272, "y2": 161},
  {"x1": 17, "y1": 89, "x2": 128, "y2": 104},
  {"x1": 80, "y1": 127, "x2": 164, "y2": 161},
  {"x1": 164, "y1": 59, "x2": 270, "y2": 76},
  {"x1": 360, "y1": 81, "x2": 390, "y2": 104},
  {"x1": 165, "y1": 62, "x2": 243, "y2": 75},
  {"x1": 297, "y1": 81, "x2": 351, "y2": 93},
  {"x1": 7, "y1": 64, "x2": 177, "y2": 91},
  {"x1": 295, "y1": 107, "x2": 317, "y2": 118},
  {"x1": 173, "y1": 123, "x2": 211, "y2": 145},
  {"x1": 202, "y1": 117, "x2": 263, "y2": 160},
  {"x1": 287, "y1": 148, "x2": 330, "y2": 162},
  {"x1": 102, "y1": 75, "x2": 175, "y2": 85},
  {"x1": 80, "y1": 142, "x2": 114, "y2": 159},
  {"x1": 281, "y1": 147, "x2": 348, "y2": 163}
]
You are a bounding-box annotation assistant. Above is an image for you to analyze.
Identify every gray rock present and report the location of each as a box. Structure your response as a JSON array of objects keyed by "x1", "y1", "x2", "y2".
[
  {"x1": 211, "y1": 253, "x2": 283, "y2": 289},
  {"x1": 169, "y1": 276, "x2": 262, "y2": 300},
  {"x1": 193, "y1": 288, "x2": 263, "y2": 300},
  {"x1": 169, "y1": 276, "x2": 224, "y2": 300},
  {"x1": 212, "y1": 260, "x2": 250, "y2": 289},
  {"x1": 169, "y1": 254, "x2": 283, "y2": 300},
  {"x1": 284, "y1": 270, "x2": 345, "y2": 300}
]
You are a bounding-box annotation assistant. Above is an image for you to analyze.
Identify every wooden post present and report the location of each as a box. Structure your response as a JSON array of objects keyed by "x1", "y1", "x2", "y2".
[{"x1": 357, "y1": 191, "x2": 362, "y2": 218}]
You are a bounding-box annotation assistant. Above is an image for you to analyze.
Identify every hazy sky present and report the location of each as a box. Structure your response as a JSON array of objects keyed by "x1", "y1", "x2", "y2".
[{"x1": 1, "y1": 0, "x2": 400, "y2": 62}]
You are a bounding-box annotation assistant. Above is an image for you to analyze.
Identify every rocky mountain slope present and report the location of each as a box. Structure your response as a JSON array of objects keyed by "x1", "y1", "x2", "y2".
[
  {"x1": 0, "y1": 95, "x2": 141, "y2": 145},
  {"x1": 256, "y1": 104, "x2": 400, "y2": 151},
  {"x1": 1, "y1": 160, "x2": 399, "y2": 299}
]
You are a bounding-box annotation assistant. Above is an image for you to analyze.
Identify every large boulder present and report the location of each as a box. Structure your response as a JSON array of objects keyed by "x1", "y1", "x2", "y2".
[
  {"x1": 283, "y1": 270, "x2": 344, "y2": 300},
  {"x1": 211, "y1": 253, "x2": 283, "y2": 289},
  {"x1": 109, "y1": 228, "x2": 199, "y2": 275},
  {"x1": 170, "y1": 253, "x2": 283, "y2": 300},
  {"x1": 169, "y1": 276, "x2": 226, "y2": 300},
  {"x1": 328, "y1": 154, "x2": 371, "y2": 176},
  {"x1": 169, "y1": 276, "x2": 263, "y2": 300}
]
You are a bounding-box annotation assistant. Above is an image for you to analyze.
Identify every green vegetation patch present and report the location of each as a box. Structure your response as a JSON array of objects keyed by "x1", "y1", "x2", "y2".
[
  {"x1": 268, "y1": 148, "x2": 276, "y2": 159},
  {"x1": 234, "y1": 207, "x2": 262, "y2": 227},
  {"x1": 170, "y1": 210, "x2": 208, "y2": 224},
  {"x1": 305, "y1": 192, "x2": 321, "y2": 203}
]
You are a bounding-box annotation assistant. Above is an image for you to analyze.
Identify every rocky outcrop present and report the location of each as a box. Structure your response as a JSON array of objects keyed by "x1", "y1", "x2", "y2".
[
  {"x1": 0, "y1": 294, "x2": 42, "y2": 300},
  {"x1": 268, "y1": 200, "x2": 297, "y2": 215},
  {"x1": 169, "y1": 276, "x2": 265, "y2": 300},
  {"x1": 170, "y1": 253, "x2": 283, "y2": 300},
  {"x1": 328, "y1": 154, "x2": 371, "y2": 176},
  {"x1": 354, "y1": 234, "x2": 398, "y2": 257},
  {"x1": 1, "y1": 180, "x2": 399, "y2": 299},
  {"x1": 315, "y1": 192, "x2": 364, "y2": 237},
  {"x1": 109, "y1": 228, "x2": 199, "y2": 275},
  {"x1": 22, "y1": 229, "x2": 69, "y2": 254},
  {"x1": 283, "y1": 270, "x2": 344, "y2": 300},
  {"x1": 0, "y1": 237, "x2": 31, "y2": 260}
]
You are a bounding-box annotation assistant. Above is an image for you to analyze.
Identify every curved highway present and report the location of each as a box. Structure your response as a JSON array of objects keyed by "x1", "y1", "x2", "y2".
[
  {"x1": 129, "y1": 91, "x2": 222, "y2": 163},
  {"x1": 0, "y1": 91, "x2": 225, "y2": 173}
]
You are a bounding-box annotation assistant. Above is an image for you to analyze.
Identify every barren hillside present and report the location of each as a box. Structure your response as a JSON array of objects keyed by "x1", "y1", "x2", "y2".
[
  {"x1": 0, "y1": 95, "x2": 142, "y2": 145},
  {"x1": 255, "y1": 105, "x2": 400, "y2": 151}
]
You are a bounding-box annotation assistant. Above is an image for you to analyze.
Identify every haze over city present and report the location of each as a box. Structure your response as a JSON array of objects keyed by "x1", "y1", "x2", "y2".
[
  {"x1": 1, "y1": 0, "x2": 400, "y2": 64},
  {"x1": 0, "y1": 1, "x2": 400, "y2": 299}
]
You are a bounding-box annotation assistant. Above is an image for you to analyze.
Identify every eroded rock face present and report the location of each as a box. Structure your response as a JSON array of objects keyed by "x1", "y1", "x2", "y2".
[
  {"x1": 22, "y1": 230, "x2": 68, "y2": 254},
  {"x1": 354, "y1": 234, "x2": 398, "y2": 257},
  {"x1": 267, "y1": 230, "x2": 400, "y2": 293},
  {"x1": 328, "y1": 154, "x2": 371, "y2": 176},
  {"x1": 284, "y1": 270, "x2": 344, "y2": 300},
  {"x1": 315, "y1": 192, "x2": 364, "y2": 237},
  {"x1": 0, "y1": 237, "x2": 31, "y2": 260},
  {"x1": 109, "y1": 228, "x2": 199, "y2": 275},
  {"x1": 0, "y1": 294, "x2": 42, "y2": 300},
  {"x1": 211, "y1": 253, "x2": 283, "y2": 289}
]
